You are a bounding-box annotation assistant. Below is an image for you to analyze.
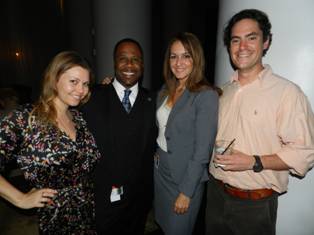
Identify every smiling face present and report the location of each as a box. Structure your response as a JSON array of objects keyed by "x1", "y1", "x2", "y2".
[
  {"x1": 169, "y1": 40, "x2": 193, "y2": 84},
  {"x1": 114, "y1": 42, "x2": 143, "y2": 88},
  {"x1": 54, "y1": 66, "x2": 90, "y2": 109},
  {"x1": 230, "y1": 18, "x2": 269, "y2": 75}
]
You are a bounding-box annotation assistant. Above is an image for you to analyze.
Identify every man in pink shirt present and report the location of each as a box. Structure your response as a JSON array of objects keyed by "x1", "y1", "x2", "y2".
[{"x1": 205, "y1": 9, "x2": 314, "y2": 235}]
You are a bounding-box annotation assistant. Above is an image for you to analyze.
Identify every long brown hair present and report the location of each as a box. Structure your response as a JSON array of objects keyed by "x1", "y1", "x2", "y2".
[
  {"x1": 162, "y1": 32, "x2": 212, "y2": 97},
  {"x1": 31, "y1": 51, "x2": 93, "y2": 126}
]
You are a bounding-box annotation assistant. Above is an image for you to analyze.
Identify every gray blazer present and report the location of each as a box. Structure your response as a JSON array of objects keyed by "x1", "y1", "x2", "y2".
[{"x1": 157, "y1": 88, "x2": 218, "y2": 197}]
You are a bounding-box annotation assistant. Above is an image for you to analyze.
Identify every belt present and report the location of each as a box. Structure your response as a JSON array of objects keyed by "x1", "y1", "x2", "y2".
[{"x1": 216, "y1": 179, "x2": 274, "y2": 200}]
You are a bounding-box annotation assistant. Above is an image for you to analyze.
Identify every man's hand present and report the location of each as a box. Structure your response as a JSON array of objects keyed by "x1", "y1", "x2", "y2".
[
  {"x1": 214, "y1": 150, "x2": 255, "y2": 171},
  {"x1": 101, "y1": 76, "x2": 114, "y2": 85}
]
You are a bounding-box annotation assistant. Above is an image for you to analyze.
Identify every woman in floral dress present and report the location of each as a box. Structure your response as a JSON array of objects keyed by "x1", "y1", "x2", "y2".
[{"x1": 0, "y1": 51, "x2": 100, "y2": 234}]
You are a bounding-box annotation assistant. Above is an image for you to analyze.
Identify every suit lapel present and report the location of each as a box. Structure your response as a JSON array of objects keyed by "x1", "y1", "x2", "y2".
[
  {"x1": 166, "y1": 89, "x2": 190, "y2": 129},
  {"x1": 132, "y1": 88, "x2": 144, "y2": 111},
  {"x1": 107, "y1": 85, "x2": 121, "y2": 152},
  {"x1": 131, "y1": 87, "x2": 153, "y2": 152}
]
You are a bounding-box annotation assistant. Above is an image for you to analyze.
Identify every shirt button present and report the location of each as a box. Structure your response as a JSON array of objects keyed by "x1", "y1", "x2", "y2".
[{"x1": 168, "y1": 150, "x2": 172, "y2": 154}]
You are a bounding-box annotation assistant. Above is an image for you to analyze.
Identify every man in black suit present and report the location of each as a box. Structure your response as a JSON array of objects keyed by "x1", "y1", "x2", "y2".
[{"x1": 81, "y1": 38, "x2": 157, "y2": 235}]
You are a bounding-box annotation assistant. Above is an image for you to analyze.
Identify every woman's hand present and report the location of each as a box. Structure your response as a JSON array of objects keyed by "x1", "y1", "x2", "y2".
[
  {"x1": 17, "y1": 188, "x2": 57, "y2": 209},
  {"x1": 173, "y1": 193, "x2": 191, "y2": 214},
  {"x1": 0, "y1": 175, "x2": 58, "y2": 209}
]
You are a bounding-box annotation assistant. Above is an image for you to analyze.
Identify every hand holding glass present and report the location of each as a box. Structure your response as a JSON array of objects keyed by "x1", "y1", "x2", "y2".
[{"x1": 214, "y1": 139, "x2": 235, "y2": 168}]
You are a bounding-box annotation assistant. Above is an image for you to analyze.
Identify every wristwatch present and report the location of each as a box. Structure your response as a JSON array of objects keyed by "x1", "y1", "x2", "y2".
[{"x1": 253, "y1": 155, "x2": 264, "y2": 172}]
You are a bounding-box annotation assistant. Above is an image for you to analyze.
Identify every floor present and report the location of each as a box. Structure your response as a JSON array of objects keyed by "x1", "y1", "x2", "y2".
[
  {"x1": 0, "y1": 172, "x2": 163, "y2": 235},
  {"x1": 0, "y1": 199, "x2": 39, "y2": 235},
  {"x1": 0, "y1": 199, "x2": 162, "y2": 235},
  {"x1": 0, "y1": 172, "x2": 205, "y2": 235}
]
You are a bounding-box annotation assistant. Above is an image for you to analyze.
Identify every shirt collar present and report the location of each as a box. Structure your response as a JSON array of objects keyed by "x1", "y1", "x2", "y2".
[
  {"x1": 112, "y1": 78, "x2": 139, "y2": 99},
  {"x1": 230, "y1": 64, "x2": 273, "y2": 87}
]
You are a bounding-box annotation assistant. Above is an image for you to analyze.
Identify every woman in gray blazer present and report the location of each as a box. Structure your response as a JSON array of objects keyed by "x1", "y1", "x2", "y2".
[{"x1": 154, "y1": 32, "x2": 218, "y2": 235}]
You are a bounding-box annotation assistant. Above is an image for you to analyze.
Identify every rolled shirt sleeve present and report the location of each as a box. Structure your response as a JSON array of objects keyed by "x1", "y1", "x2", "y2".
[{"x1": 276, "y1": 84, "x2": 314, "y2": 176}]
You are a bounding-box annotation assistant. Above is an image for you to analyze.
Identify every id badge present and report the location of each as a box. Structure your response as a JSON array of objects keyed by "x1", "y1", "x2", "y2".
[{"x1": 110, "y1": 185, "x2": 123, "y2": 202}]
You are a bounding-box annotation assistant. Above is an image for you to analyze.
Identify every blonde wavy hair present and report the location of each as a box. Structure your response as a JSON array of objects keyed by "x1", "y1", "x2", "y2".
[{"x1": 31, "y1": 51, "x2": 93, "y2": 126}]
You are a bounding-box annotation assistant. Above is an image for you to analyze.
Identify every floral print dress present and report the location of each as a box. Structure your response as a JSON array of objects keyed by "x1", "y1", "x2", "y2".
[{"x1": 0, "y1": 104, "x2": 101, "y2": 234}]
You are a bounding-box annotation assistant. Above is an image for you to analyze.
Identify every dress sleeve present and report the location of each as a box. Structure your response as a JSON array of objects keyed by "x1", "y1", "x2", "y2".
[
  {"x1": 276, "y1": 84, "x2": 314, "y2": 176},
  {"x1": 0, "y1": 107, "x2": 27, "y2": 172}
]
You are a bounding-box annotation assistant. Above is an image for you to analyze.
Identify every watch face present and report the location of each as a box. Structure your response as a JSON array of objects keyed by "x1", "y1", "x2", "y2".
[
  {"x1": 253, "y1": 163, "x2": 263, "y2": 172},
  {"x1": 253, "y1": 155, "x2": 263, "y2": 172}
]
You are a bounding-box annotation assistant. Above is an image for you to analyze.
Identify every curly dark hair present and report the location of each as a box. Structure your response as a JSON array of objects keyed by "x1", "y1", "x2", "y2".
[{"x1": 223, "y1": 9, "x2": 272, "y2": 56}]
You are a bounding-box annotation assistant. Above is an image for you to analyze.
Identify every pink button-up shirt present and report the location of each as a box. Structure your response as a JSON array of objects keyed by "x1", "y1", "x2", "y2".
[{"x1": 209, "y1": 65, "x2": 314, "y2": 193}]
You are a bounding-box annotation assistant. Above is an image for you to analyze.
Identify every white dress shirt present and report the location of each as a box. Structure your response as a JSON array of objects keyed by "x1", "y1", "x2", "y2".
[
  {"x1": 156, "y1": 97, "x2": 171, "y2": 152},
  {"x1": 112, "y1": 78, "x2": 139, "y2": 106}
]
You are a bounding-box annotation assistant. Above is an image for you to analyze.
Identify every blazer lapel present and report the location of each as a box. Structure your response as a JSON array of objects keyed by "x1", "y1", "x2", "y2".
[{"x1": 166, "y1": 89, "x2": 190, "y2": 129}]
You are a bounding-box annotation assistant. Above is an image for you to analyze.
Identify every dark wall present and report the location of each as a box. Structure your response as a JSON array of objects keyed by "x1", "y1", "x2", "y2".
[
  {"x1": 0, "y1": 0, "x2": 70, "y2": 100},
  {"x1": 1, "y1": 0, "x2": 219, "y2": 97},
  {"x1": 151, "y1": 0, "x2": 219, "y2": 90}
]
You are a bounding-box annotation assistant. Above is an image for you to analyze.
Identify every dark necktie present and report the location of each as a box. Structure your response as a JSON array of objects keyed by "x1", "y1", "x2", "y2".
[{"x1": 122, "y1": 89, "x2": 132, "y2": 113}]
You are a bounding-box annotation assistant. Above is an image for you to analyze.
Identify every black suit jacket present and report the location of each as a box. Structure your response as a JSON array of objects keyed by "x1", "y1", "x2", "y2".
[{"x1": 81, "y1": 84, "x2": 157, "y2": 213}]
